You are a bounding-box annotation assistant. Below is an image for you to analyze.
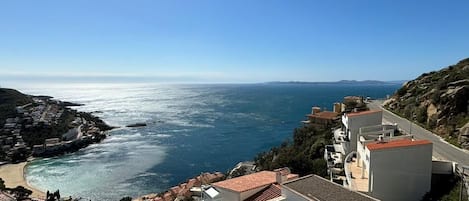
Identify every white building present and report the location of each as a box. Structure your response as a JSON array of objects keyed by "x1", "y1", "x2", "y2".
[
  {"x1": 346, "y1": 138, "x2": 433, "y2": 201},
  {"x1": 340, "y1": 110, "x2": 383, "y2": 154}
]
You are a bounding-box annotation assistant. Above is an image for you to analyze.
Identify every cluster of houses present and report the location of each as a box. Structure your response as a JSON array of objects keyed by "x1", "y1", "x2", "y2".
[
  {"x1": 299, "y1": 96, "x2": 439, "y2": 201},
  {"x1": 31, "y1": 117, "x2": 105, "y2": 157},
  {"x1": 1, "y1": 97, "x2": 108, "y2": 160},
  {"x1": 16, "y1": 97, "x2": 65, "y2": 128},
  {"x1": 313, "y1": 97, "x2": 457, "y2": 201},
  {"x1": 0, "y1": 117, "x2": 31, "y2": 160},
  {"x1": 323, "y1": 109, "x2": 436, "y2": 201},
  {"x1": 0, "y1": 97, "x2": 65, "y2": 160}
]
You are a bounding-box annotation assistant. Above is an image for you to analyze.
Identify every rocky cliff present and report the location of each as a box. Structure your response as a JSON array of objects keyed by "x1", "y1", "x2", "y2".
[{"x1": 385, "y1": 58, "x2": 469, "y2": 148}]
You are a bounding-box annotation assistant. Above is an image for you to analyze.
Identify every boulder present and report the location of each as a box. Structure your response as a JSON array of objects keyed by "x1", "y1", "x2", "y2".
[{"x1": 126, "y1": 123, "x2": 147, "y2": 128}]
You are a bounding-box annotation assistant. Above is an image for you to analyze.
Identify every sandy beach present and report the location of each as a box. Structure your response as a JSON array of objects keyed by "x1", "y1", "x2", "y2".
[{"x1": 0, "y1": 162, "x2": 46, "y2": 199}]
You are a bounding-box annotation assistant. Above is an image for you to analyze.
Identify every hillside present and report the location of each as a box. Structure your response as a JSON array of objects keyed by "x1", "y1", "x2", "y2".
[
  {"x1": 385, "y1": 58, "x2": 469, "y2": 148},
  {"x1": 0, "y1": 88, "x2": 33, "y2": 125},
  {"x1": 254, "y1": 125, "x2": 331, "y2": 177}
]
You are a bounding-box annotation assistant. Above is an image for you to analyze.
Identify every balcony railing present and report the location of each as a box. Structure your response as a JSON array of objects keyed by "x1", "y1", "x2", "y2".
[{"x1": 344, "y1": 151, "x2": 356, "y2": 190}]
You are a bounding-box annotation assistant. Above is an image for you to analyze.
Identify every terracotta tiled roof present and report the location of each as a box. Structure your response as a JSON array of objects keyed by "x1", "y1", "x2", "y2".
[
  {"x1": 212, "y1": 171, "x2": 298, "y2": 193},
  {"x1": 170, "y1": 186, "x2": 181, "y2": 195},
  {"x1": 346, "y1": 110, "x2": 381, "y2": 117},
  {"x1": 162, "y1": 192, "x2": 173, "y2": 201},
  {"x1": 366, "y1": 139, "x2": 432, "y2": 151},
  {"x1": 196, "y1": 172, "x2": 225, "y2": 185},
  {"x1": 187, "y1": 178, "x2": 197, "y2": 188},
  {"x1": 245, "y1": 184, "x2": 282, "y2": 201},
  {"x1": 308, "y1": 111, "x2": 339, "y2": 120}
]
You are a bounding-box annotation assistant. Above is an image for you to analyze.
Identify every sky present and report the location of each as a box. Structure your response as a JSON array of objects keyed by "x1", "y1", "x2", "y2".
[{"x1": 1, "y1": 0, "x2": 469, "y2": 83}]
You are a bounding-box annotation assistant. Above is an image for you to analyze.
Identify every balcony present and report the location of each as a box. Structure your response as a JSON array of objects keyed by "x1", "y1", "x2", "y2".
[
  {"x1": 333, "y1": 128, "x2": 349, "y2": 143},
  {"x1": 344, "y1": 152, "x2": 369, "y2": 193}
]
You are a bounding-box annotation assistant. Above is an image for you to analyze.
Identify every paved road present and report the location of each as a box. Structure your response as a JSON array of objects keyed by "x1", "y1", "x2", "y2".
[{"x1": 368, "y1": 100, "x2": 469, "y2": 166}]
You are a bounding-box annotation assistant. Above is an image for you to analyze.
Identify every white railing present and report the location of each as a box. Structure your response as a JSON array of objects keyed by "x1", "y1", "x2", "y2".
[{"x1": 344, "y1": 151, "x2": 357, "y2": 190}]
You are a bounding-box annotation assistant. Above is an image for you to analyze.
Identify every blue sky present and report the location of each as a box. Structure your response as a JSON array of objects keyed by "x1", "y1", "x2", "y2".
[{"x1": 1, "y1": 0, "x2": 469, "y2": 83}]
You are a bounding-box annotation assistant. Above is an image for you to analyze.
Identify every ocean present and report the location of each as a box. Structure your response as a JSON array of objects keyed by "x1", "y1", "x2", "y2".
[{"x1": 9, "y1": 83, "x2": 399, "y2": 200}]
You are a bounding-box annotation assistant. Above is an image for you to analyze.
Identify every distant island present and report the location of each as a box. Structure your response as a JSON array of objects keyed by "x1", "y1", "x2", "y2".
[{"x1": 267, "y1": 80, "x2": 405, "y2": 85}]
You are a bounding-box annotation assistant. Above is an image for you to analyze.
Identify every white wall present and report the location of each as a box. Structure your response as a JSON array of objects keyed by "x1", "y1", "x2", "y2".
[
  {"x1": 216, "y1": 188, "x2": 239, "y2": 201},
  {"x1": 368, "y1": 143, "x2": 432, "y2": 201},
  {"x1": 345, "y1": 111, "x2": 382, "y2": 154}
]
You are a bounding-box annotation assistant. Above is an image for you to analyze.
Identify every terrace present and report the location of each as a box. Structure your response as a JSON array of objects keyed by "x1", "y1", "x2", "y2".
[{"x1": 344, "y1": 153, "x2": 369, "y2": 193}]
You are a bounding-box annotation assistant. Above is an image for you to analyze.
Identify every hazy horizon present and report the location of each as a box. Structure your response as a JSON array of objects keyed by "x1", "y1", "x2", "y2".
[{"x1": 0, "y1": 74, "x2": 407, "y2": 87}]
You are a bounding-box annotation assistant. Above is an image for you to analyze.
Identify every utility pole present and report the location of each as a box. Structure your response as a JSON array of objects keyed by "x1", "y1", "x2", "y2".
[
  {"x1": 410, "y1": 120, "x2": 412, "y2": 135},
  {"x1": 409, "y1": 113, "x2": 416, "y2": 135}
]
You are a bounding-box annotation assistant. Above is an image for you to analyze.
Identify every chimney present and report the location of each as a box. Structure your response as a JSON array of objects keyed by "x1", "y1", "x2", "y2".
[
  {"x1": 312, "y1": 107, "x2": 321, "y2": 114},
  {"x1": 275, "y1": 168, "x2": 290, "y2": 184}
]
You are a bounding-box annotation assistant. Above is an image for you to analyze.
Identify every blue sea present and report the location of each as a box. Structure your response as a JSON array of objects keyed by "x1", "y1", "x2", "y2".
[{"x1": 8, "y1": 83, "x2": 399, "y2": 200}]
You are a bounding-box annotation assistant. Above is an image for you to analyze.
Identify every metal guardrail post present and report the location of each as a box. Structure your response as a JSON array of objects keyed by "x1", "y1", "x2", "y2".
[
  {"x1": 459, "y1": 165, "x2": 469, "y2": 201},
  {"x1": 461, "y1": 167, "x2": 464, "y2": 201}
]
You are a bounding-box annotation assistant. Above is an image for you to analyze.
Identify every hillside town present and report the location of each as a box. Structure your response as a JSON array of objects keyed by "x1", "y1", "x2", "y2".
[
  {"x1": 0, "y1": 96, "x2": 110, "y2": 162},
  {"x1": 0, "y1": 94, "x2": 115, "y2": 200}
]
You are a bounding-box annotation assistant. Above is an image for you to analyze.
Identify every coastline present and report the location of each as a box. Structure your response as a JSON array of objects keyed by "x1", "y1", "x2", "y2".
[{"x1": 0, "y1": 161, "x2": 46, "y2": 199}]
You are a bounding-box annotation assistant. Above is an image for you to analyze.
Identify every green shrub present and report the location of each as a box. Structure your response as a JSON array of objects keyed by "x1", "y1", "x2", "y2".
[
  {"x1": 396, "y1": 86, "x2": 407, "y2": 97},
  {"x1": 416, "y1": 107, "x2": 427, "y2": 124},
  {"x1": 255, "y1": 125, "x2": 335, "y2": 177}
]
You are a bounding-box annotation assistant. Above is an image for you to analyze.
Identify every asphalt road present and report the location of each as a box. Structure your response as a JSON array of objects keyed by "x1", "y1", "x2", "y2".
[{"x1": 368, "y1": 100, "x2": 469, "y2": 167}]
